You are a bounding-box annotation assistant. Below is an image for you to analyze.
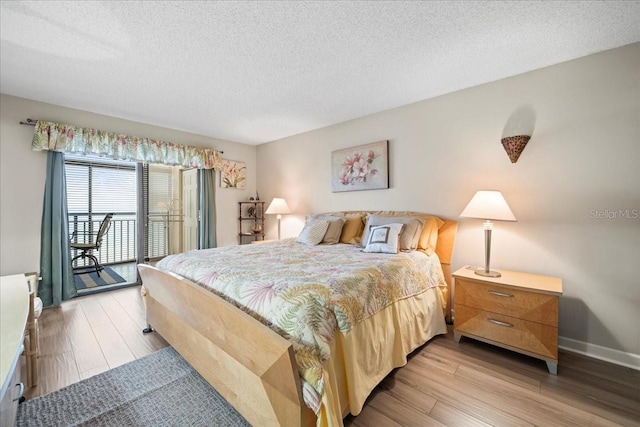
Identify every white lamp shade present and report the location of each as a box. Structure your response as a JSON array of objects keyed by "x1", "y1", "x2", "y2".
[
  {"x1": 265, "y1": 198, "x2": 291, "y2": 215},
  {"x1": 460, "y1": 190, "x2": 516, "y2": 221}
]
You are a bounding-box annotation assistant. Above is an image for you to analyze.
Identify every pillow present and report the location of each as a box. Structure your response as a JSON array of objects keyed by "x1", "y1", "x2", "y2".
[
  {"x1": 417, "y1": 216, "x2": 445, "y2": 253},
  {"x1": 311, "y1": 215, "x2": 347, "y2": 244},
  {"x1": 361, "y1": 215, "x2": 425, "y2": 251},
  {"x1": 339, "y1": 214, "x2": 365, "y2": 244},
  {"x1": 296, "y1": 219, "x2": 330, "y2": 245},
  {"x1": 362, "y1": 223, "x2": 405, "y2": 254}
]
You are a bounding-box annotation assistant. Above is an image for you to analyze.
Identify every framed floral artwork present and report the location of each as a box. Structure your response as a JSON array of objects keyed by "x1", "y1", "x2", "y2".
[
  {"x1": 331, "y1": 140, "x2": 389, "y2": 192},
  {"x1": 220, "y1": 159, "x2": 247, "y2": 189}
]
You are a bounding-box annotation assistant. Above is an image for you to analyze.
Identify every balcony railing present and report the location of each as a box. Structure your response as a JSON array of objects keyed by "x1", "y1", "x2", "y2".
[
  {"x1": 68, "y1": 212, "x2": 174, "y2": 268},
  {"x1": 148, "y1": 212, "x2": 184, "y2": 260},
  {"x1": 69, "y1": 212, "x2": 137, "y2": 268}
]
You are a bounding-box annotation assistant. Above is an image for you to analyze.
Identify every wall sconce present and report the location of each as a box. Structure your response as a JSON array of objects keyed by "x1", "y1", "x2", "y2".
[
  {"x1": 501, "y1": 135, "x2": 531, "y2": 163},
  {"x1": 502, "y1": 106, "x2": 536, "y2": 163}
]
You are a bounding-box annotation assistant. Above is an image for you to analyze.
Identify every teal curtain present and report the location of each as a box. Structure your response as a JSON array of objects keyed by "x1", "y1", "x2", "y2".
[
  {"x1": 198, "y1": 168, "x2": 217, "y2": 249},
  {"x1": 39, "y1": 151, "x2": 76, "y2": 306}
]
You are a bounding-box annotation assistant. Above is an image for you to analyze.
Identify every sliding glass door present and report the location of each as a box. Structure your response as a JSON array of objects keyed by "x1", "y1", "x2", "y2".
[
  {"x1": 142, "y1": 164, "x2": 188, "y2": 262},
  {"x1": 65, "y1": 155, "x2": 194, "y2": 287}
]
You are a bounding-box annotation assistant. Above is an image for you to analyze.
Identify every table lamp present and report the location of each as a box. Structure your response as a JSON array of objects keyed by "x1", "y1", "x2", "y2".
[
  {"x1": 265, "y1": 198, "x2": 291, "y2": 240},
  {"x1": 460, "y1": 190, "x2": 516, "y2": 277}
]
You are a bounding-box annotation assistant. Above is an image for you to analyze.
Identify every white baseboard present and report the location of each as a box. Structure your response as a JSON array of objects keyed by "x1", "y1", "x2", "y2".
[{"x1": 559, "y1": 336, "x2": 640, "y2": 371}]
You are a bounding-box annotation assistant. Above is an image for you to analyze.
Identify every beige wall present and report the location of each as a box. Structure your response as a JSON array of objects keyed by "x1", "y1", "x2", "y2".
[
  {"x1": 0, "y1": 94, "x2": 257, "y2": 275},
  {"x1": 1, "y1": 43, "x2": 637, "y2": 366},
  {"x1": 257, "y1": 43, "x2": 640, "y2": 365}
]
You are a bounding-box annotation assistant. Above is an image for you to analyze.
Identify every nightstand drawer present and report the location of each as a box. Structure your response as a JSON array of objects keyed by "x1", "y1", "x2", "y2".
[
  {"x1": 456, "y1": 278, "x2": 558, "y2": 327},
  {"x1": 455, "y1": 305, "x2": 558, "y2": 359}
]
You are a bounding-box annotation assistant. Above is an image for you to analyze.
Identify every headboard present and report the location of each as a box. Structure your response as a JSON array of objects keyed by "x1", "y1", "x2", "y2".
[
  {"x1": 316, "y1": 211, "x2": 457, "y2": 323},
  {"x1": 434, "y1": 219, "x2": 457, "y2": 323}
]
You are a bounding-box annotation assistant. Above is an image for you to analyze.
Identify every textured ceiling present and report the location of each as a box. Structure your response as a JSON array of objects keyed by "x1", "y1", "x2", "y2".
[{"x1": 1, "y1": 1, "x2": 639, "y2": 145}]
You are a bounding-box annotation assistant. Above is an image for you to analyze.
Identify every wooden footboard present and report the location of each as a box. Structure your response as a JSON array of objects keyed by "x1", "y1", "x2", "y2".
[{"x1": 138, "y1": 264, "x2": 315, "y2": 427}]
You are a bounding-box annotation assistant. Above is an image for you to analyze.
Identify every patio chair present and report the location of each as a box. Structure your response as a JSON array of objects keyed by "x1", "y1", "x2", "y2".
[{"x1": 70, "y1": 213, "x2": 113, "y2": 276}]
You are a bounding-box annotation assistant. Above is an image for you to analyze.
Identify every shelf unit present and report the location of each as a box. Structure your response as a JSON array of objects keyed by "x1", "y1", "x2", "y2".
[{"x1": 238, "y1": 201, "x2": 265, "y2": 244}]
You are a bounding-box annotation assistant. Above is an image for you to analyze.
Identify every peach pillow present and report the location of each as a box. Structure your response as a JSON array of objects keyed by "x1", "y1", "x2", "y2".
[
  {"x1": 417, "y1": 216, "x2": 445, "y2": 252},
  {"x1": 339, "y1": 214, "x2": 365, "y2": 244}
]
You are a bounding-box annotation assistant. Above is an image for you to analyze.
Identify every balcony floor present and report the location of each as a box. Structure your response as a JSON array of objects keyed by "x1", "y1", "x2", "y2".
[{"x1": 76, "y1": 261, "x2": 139, "y2": 296}]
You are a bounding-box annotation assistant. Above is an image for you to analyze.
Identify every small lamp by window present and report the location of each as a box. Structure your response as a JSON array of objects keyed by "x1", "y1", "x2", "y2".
[
  {"x1": 265, "y1": 198, "x2": 291, "y2": 240},
  {"x1": 460, "y1": 190, "x2": 516, "y2": 277}
]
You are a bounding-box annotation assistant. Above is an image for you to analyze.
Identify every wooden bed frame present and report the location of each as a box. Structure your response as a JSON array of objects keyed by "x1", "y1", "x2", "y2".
[{"x1": 138, "y1": 217, "x2": 457, "y2": 426}]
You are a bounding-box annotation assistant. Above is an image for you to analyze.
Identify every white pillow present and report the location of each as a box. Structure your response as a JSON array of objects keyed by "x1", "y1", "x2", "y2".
[
  {"x1": 361, "y1": 214, "x2": 424, "y2": 251},
  {"x1": 362, "y1": 223, "x2": 404, "y2": 254},
  {"x1": 296, "y1": 219, "x2": 330, "y2": 245}
]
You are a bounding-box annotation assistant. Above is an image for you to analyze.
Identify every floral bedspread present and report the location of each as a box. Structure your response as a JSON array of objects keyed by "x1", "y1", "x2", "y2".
[{"x1": 156, "y1": 238, "x2": 447, "y2": 413}]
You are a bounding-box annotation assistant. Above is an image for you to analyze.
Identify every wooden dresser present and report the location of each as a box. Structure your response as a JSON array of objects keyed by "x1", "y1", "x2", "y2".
[
  {"x1": 453, "y1": 267, "x2": 563, "y2": 374},
  {"x1": 0, "y1": 274, "x2": 30, "y2": 425}
]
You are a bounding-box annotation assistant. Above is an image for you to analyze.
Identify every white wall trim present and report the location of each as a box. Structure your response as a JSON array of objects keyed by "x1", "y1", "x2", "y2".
[{"x1": 559, "y1": 336, "x2": 640, "y2": 371}]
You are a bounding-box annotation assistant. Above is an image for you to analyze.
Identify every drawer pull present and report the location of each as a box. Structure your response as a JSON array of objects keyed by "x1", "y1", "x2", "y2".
[
  {"x1": 488, "y1": 291, "x2": 514, "y2": 298},
  {"x1": 488, "y1": 318, "x2": 514, "y2": 328}
]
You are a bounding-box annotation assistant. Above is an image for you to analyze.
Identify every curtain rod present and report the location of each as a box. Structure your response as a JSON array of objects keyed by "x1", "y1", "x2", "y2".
[
  {"x1": 20, "y1": 118, "x2": 37, "y2": 126},
  {"x1": 19, "y1": 118, "x2": 224, "y2": 154}
]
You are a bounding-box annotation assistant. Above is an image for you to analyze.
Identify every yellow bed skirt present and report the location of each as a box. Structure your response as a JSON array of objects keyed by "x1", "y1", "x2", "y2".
[{"x1": 317, "y1": 286, "x2": 448, "y2": 426}]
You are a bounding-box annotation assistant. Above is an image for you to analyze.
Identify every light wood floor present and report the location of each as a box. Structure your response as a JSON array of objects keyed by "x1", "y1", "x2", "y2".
[
  {"x1": 23, "y1": 285, "x2": 168, "y2": 400},
  {"x1": 25, "y1": 286, "x2": 639, "y2": 426}
]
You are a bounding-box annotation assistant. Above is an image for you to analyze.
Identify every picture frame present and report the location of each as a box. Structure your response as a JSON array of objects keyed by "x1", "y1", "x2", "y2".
[
  {"x1": 331, "y1": 140, "x2": 389, "y2": 192},
  {"x1": 220, "y1": 159, "x2": 247, "y2": 189}
]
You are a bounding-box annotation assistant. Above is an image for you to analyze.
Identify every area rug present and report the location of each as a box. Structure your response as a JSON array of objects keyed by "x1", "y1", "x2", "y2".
[
  {"x1": 17, "y1": 347, "x2": 250, "y2": 427},
  {"x1": 74, "y1": 266, "x2": 126, "y2": 289}
]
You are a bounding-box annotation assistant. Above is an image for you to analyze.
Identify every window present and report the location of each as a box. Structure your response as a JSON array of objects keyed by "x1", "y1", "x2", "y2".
[{"x1": 65, "y1": 156, "x2": 137, "y2": 267}]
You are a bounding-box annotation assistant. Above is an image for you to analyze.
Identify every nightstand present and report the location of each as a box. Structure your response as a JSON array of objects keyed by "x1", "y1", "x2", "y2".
[{"x1": 453, "y1": 267, "x2": 563, "y2": 374}]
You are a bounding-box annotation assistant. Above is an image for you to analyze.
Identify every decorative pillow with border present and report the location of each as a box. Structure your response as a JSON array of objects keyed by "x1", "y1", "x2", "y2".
[
  {"x1": 314, "y1": 216, "x2": 347, "y2": 245},
  {"x1": 296, "y1": 219, "x2": 330, "y2": 245},
  {"x1": 361, "y1": 215, "x2": 424, "y2": 251},
  {"x1": 362, "y1": 223, "x2": 405, "y2": 254}
]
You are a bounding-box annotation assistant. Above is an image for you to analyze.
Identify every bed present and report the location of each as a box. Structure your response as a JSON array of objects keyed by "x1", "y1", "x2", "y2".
[{"x1": 138, "y1": 211, "x2": 457, "y2": 426}]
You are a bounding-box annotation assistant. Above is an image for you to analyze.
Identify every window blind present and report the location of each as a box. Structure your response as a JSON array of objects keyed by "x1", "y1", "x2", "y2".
[
  {"x1": 65, "y1": 155, "x2": 137, "y2": 266},
  {"x1": 143, "y1": 164, "x2": 175, "y2": 260}
]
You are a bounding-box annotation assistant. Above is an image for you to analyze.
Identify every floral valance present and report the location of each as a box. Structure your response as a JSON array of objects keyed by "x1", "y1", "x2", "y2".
[{"x1": 32, "y1": 120, "x2": 222, "y2": 169}]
